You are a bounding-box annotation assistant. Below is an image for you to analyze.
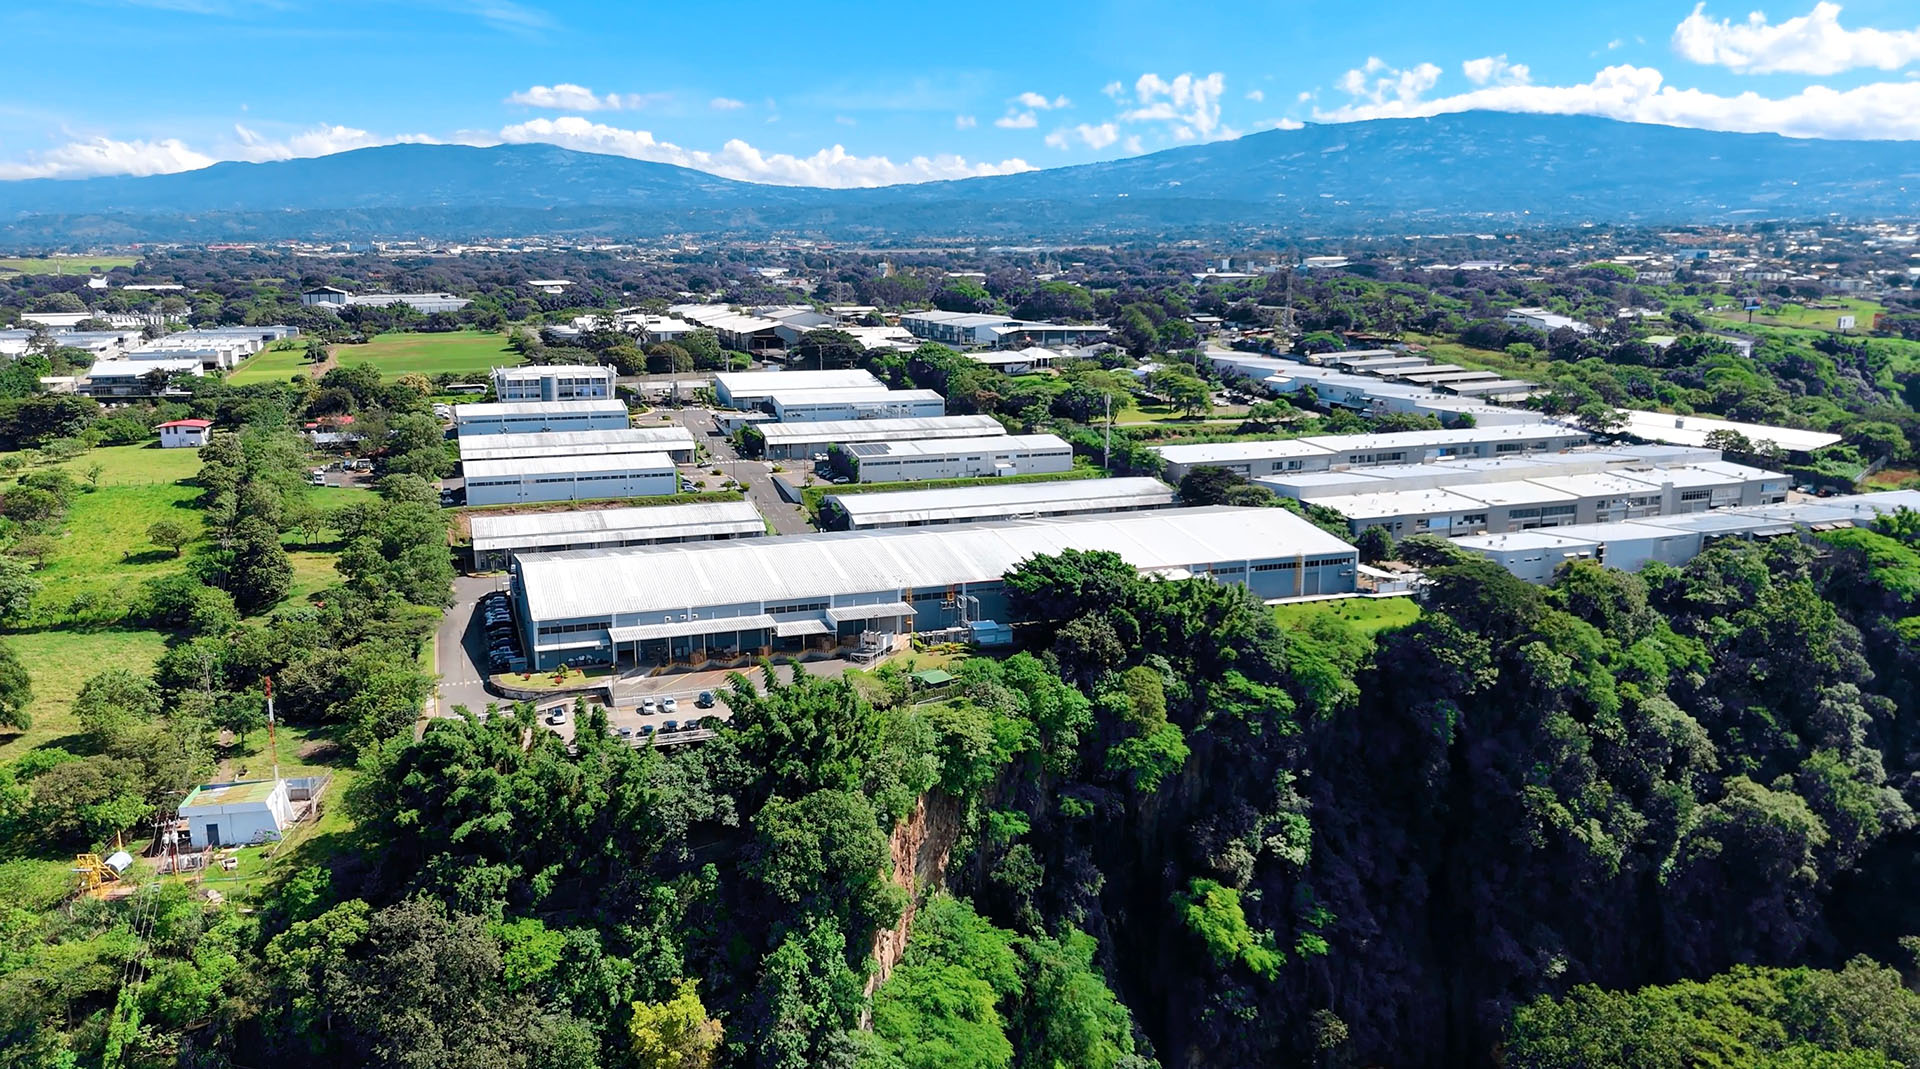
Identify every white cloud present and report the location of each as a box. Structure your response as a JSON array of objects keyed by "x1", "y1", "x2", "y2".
[
  {"x1": 1045, "y1": 122, "x2": 1120, "y2": 150},
  {"x1": 1014, "y1": 91, "x2": 1071, "y2": 110},
  {"x1": 709, "y1": 97, "x2": 745, "y2": 110},
  {"x1": 1297, "y1": 90, "x2": 1314, "y2": 103},
  {"x1": 230, "y1": 122, "x2": 431, "y2": 161},
  {"x1": 955, "y1": 114, "x2": 977, "y2": 129},
  {"x1": 495, "y1": 115, "x2": 1034, "y2": 187},
  {"x1": 1463, "y1": 54, "x2": 1532, "y2": 86},
  {"x1": 1338, "y1": 57, "x2": 1443, "y2": 105},
  {"x1": 995, "y1": 111, "x2": 1038, "y2": 128},
  {"x1": 1119, "y1": 71, "x2": 1229, "y2": 140},
  {"x1": 1673, "y1": 2, "x2": 1920, "y2": 75},
  {"x1": 1102, "y1": 81, "x2": 1126, "y2": 100},
  {"x1": 1245, "y1": 89, "x2": 1265, "y2": 102},
  {"x1": 1256, "y1": 117, "x2": 1306, "y2": 131},
  {"x1": 1312, "y1": 61, "x2": 1920, "y2": 140},
  {"x1": 506, "y1": 83, "x2": 664, "y2": 111},
  {"x1": 0, "y1": 135, "x2": 215, "y2": 179},
  {"x1": 1123, "y1": 135, "x2": 1143, "y2": 153}
]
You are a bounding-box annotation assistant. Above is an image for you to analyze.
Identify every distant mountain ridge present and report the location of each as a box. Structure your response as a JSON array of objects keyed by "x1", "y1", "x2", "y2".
[{"x1": 2, "y1": 113, "x2": 1917, "y2": 243}]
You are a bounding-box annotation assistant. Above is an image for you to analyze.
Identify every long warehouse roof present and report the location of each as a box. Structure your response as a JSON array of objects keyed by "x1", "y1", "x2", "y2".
[
  {"x1": 471, "y1": 500, "x2": 765, "y2": 551},
  {"x1": 757, "y1": 414, "x2": 1004, "y2": 444},
  {"x1": 459, "y1": 426, "x2": 695, "y2": 462},
  {"x1": 464, "y1": 451, "x2": 674, "y2": 479},
  {"x1": 455, "y1": 398, "x2": 628, "y2": 419},
  {"x1": 829, "y1": 477, "x2": 1174, "y2": 525},
  {"x1": 1602, "y1": 409, "x2": 1842, "y2": 453},
  {"x1": 517, "y1": 505, "x2": 1356, "y2": 622},
  {"x1": 714, "y1": 369, "x2": 881, "y2": 395},
  {"x1": 847, "y1": 433, "x2": 1067, "y2": 458}
]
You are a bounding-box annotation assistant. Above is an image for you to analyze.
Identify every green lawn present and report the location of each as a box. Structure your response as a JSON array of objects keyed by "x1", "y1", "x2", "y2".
[
  {"x1": 1272, "y1": 596, "x2": 1421, "y2": 637},
  {"x1": 0, "y1": 256, "x2": 138, "y2": 276},
  {"x1": 332, "y1": 331, "x2": 520, "y2": 377},
  {"x1": 20, "y1": 444, "x2": 206, "y2": 621},
  {"x1": 225, "y1": 345, "x2": 320, "y2": 385},
  {"x1": 1698, "y1": 297, "x2": 1882, "y2": 333},
  {"x1": 0, "y1": 628, "x2": 172, "y2": 761}
]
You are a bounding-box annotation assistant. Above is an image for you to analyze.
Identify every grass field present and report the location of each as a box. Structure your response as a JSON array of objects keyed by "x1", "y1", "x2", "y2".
[
  {"x1": 19, "y1": 444, "x2": 205, "y2": 619},
  {"x1": 225, "y1": 345, "x2": 320, "y2": 385},
  {"x1": 1273, "y1": 596, "x2": 1421, "y2": 636},
  {"x1": 0, "y1": 628, "x2": 172, "y2": 762},
  {"x1": 1699, "y1": 297, "x2": 1882, "y2": 333},
  {"x1": 234, "y1": 330, "x2": 521, "y2": 382},
  {"x1": 0, "y1": 256, "x2": 138, "y2": 276}
]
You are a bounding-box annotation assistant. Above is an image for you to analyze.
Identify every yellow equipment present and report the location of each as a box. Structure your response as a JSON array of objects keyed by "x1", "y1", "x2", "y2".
[{"x1": 72, "y1": 851, "x2": 132, "y2": 892}]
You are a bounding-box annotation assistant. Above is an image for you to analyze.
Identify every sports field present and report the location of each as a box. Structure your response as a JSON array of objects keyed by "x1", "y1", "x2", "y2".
[{"x1": 0, "y1": 256, "x2": 139, "y2": 276}]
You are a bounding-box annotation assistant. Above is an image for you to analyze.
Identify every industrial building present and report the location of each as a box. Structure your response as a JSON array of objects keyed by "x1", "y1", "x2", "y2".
[
  {"x1": 844, "y1": 433, "x2": 1073, "y2": 483},
  {"x1": 768, "y1": 387, "x2": 946, "y2": 423},
  {"x1": 179, "y1": 779, "x2": 293, "y2": 848},
  {"x1": 301, "y1": 288, "x2": 471, "y2": 314},
  {"x1": 1297, "y1": 460, "x2": 1789, "y2": 537},
  {"x1": 509, "y1": 506, "x2": 1359, "y2": 669},
  {"x1": 463, "y1": 452, "x2": 677, "y2": 506},
  {"x1": 750, "y1": 415, "x2": 1006, "y2": 460},
  {"x1": 454, "y1": 399, "x2": 630, "y2": 436},
  {"x1": 458, "y1": 426, "x2": 697, "y2": 465},
  {"x1": 1602, "y1": 409, "x2": 1843, "y2": 458},
  {"x1": 823, "y1": 477, "x2": 1175, "y2": 530},
  {"x1": 899, "y1": 311, "x2": 1111, "y2": 348},
  {"x1": 492, "y1": 364, "x2": 615, "y2": 401},
  {"x1": 1154, "y1": 423, "x2": 1593, "y2": 482},
  {"x1": 1452, "y1": 491, "x2": 1920, "y2": 582},
  {"x1": 713, "y1": 369, "x2": 883, "y2": 409},
  {"x1": 470, "y1": 500, "x2": 765, "y2": 570}
]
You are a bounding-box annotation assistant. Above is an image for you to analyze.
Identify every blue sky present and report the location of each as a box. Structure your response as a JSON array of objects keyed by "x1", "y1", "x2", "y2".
[{"x1": 4, "y1": 0, "x2": 1920, "y2": 185}]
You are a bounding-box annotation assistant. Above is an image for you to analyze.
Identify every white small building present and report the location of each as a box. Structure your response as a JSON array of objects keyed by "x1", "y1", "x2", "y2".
[
  {"x1": 1503, "y1": 307, "x2": 1595, "y2": 335},
  {"x1": 156, "y1": 418, "x2": 213, "y2": 448},
  {"x1": 769, "y1": 388, "x2": 946, "y2": 423},
  {"x1": 843, "y1": 433, "x2": 1073, "y2": 483},
  {"x1": 179, "y1": 779, "x2": 293, "y2": 848},
  {"x1": 463, "y1": 452, "x2": 678, "y2": 506},
  {"x1": 492, "y1": 364, "x2": 615, "y2": 402},
  {"x1": 526, "y1": 279, "x2": 574, "y2": 295},
  {"x1": 455, "y1": 399, "x2": 630, "y2": 436}
]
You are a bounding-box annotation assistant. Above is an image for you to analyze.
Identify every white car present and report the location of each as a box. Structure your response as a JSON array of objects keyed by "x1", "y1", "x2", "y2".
[
  {"x1": 640, "y1": 696, "x2": 657, "y2": 712},
  {"x1": 660, "y1": 697, "x2": 679, "y2": 714}
]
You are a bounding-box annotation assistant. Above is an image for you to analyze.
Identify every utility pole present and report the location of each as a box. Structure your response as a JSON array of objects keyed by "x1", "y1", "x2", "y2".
[{"x1": 264, "y1": 677, "x2": 279, "y2": 785}]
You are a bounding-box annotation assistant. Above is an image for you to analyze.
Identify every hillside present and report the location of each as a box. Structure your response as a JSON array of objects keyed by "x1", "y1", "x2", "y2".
[{"x1": 2, "y1": 113, "x2": 1918, "y2": 242}]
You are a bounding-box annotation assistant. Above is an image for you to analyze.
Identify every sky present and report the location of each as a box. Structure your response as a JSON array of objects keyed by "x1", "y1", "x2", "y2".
[{"x1": 4, "y1": 0, "x2": 1920, "y2": 187}]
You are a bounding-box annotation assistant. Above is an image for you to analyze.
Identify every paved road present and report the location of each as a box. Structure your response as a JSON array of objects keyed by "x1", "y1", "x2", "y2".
[
  {"x1": 435, "y1": 574, "x2": 513, "y2": 716},
  {"x1": 660, "y1": 406, "x2": 816, "y2": 535}
]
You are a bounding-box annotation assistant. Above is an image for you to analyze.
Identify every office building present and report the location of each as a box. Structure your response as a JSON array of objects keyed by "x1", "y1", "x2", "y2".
[{"x1": 844, "y1": 433, "x2": 1073, "y2": 483}]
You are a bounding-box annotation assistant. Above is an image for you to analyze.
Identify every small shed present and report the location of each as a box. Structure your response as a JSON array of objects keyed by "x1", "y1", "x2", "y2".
[
  {"x1": 179, "y1": 779, "x2": 293, "y2": 848},
  {"x1": 157, "y1": 418, "x2": 213, "y2": 449}
]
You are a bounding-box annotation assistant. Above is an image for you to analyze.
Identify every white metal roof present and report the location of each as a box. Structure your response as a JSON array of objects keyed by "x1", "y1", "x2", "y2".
[
  {"x1": 464, "y1": 452, "x2": 674, "y2": 479},
  {"x1": 459, "y1": 427, "x2": 694, "y2": 463},
  {"x1": 494, "y1": 364, "x2": 613, "y2": 380},
  {"x1": 516, "y1": 506, "x2": 1357, "y2": 623},
  {"x1": 1154, "y1": 438, "x2": 1333, "y2": 465},
  {"x1": 757, "y1": 414, "x2": 1004, "y2": 445},
  {"x1": 456, "y1": 399, "x2": 628, "y2": 419},
  {"x1": 1310, "y1": 487, "x2": 1500, "y2": 519},
  {"x1": 714, "y1": 369, "x2": 882, "y2": 396},
  {"x1": 830, "y1": 477, "x2": 1174, "y2": 526},
  {"x1": 1294, "y1": 423, "x2": 1587, "y2": 453},
  {"x1": 470, "y1": 500, "x2": 764, "y2": 551},
  {"x1": 1602, "y1": 409, "x2": 1842, "y2": 453},
  {"x1": 768, "y1": 387, "x2": 943, "y2": 407},
  {"x1": 847, "y1": 433, "x2": 1068, "y2": 458}
]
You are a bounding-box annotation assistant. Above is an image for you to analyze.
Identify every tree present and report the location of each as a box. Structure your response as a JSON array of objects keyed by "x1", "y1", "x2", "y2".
[
  {"x1": 147, "y1": 519, "x2": 193, "y2": 557},
  {"x1": 629, "y1": 979, "x2": 723, "y2": 1069},
  {"x1": 1179, "y1": 466, "x2": 1245, "y2": 507},
  {"x1": 646, "y1": 343, "x2": 693, "y2": 375},
  {"x1": 72, "y1": 668, "x2": 162, "y2": 745},
  {"x1": 1574, "y1": 401, "x2": 1628, "y2": 435},
  {"x1": 1355, "y1": 525, "x2": 1394, "y2": 564},
  {"x1": 0, "y1": 555, "x2": 42, "y2": 624},
  {"x1": 227, "y1": 517, "x2": 293, "y2": 613},
  {"x1": 0, "y1": 639, "x2": 31, "y2": 730},
  {"x1": 679, "y1": 329, "x2": 724, "y2": 370}
]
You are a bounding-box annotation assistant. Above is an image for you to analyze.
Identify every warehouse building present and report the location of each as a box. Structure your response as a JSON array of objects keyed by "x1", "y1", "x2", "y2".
[
  {"x1": 1154, "y1": 423, "x2": 1593, "y2": 483},
  {"x1": 1302, "y1": 461, "x2": 1788, "y2": 538},
  {"x1": 1452, "y1": 491, "x2": 1920, "y2": 582},
  {"x1": 823, "y1": 476, "x2": 1175, "y2": 530},
  {"x1": 459, "y1": 426, "x2": 697, "y2": 465},
  {"x1": 713, "y1": 369, "x2": 883, "y2": 409},
  {"x1": 1601, "y1": 409, "x2": 1843, "y2": 458},
  {"x1": 470, "y1": 500, "x2": 764, "y2": 570},
  {"x1": 455, "y1": 399, "x2": 630, "y2": 436},
  {"x1": 463, "y1": 452, "x2": 676, "y2": 506},
  {"x1": 1252, "y1": 446, "x2": 1721, "y2": 500},
  {"x1": 844, "y1": 433, "x2": 1073, "y2": 483},
  {"x1": 899, "y1": 311, "x2": 1110, "y2": 348},
  {"x1": 492, "y1": 364, "x2": 615, "y2": 401},
  {"x1": 751, "y1": 414, "x2": 1006, "y2": 460},
  {"x1": 509, "y1": 506, "x2": 1359, "y2": 669},
  {"x1": 768, "y1": 387, "x2": 946, "y2": 423}
]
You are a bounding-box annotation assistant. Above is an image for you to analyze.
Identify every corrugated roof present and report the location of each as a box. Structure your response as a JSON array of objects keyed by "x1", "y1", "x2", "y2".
[
  {"x1": 847, "y1": 433, "x2": 1067, "y2": 458},
  {"x1": 459, "y1": 427, "x2": 694, "y2": 463},
  {"x1": 713, "y1": 369, "x2": 882, "y2": 396},
  {"x1": 517, "y1": 506, "x2": 1356, "y2": 623},
  {"x1": 831, "y1": 477, "x2": 1174, "y2": 526},
  {"x1": 470, "y1": 500, "x2": 765, "y2": 551},
  {"x1": 758, "y1": 414, "x2": 1004, "y2": 445},
  {"x1": 464, "y1": 452, "x2": 674, "y2": 479},
  {"x1": 456, "y1": 399, "x2": 628, "y2": 419}
]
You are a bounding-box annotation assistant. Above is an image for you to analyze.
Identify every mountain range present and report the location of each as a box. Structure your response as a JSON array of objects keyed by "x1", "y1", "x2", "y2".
[{"x1": 2, "y1": 112, "x2": 1918, "y2": 244}]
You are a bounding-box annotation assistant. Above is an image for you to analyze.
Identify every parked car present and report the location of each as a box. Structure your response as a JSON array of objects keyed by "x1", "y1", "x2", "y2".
[
  {"x1": 614, "y1": 726, "x2": 633, "y2": 739},
  {"x1": 545, "y1": 709, "x2": 567, "y2": 726},
  {"x1": 695, "y1": 690, "x2": 715, "y2": 709},
  {"x1": 640, "y1": 696, "x2": 657, "y2": 712},
  {"x1": 660, "y1": 697, "x2": 678, "y2": 714},
  {"x1": 308, "y1": 472, "x2": 326, "y2": 486},
  {"x1": 661, "y1": 720, "x2": 679, "y2": 733},
  {"x1": 638, "y1": 724, "x2": 655, "y2": 736}
]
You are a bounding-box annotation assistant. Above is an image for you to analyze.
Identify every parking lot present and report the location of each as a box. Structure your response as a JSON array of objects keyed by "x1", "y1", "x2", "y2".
[
  {"x1": 531, "y1": 687, "x2": 734, "y2": 748},
  {"x1": 434, "y1": 574, "x2": 514, "y2": 716}
]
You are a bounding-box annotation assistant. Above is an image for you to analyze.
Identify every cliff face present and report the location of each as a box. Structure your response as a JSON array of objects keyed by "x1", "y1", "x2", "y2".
[{"x1": 867, "y1": 791, "x2": 964, "y2": 994}]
